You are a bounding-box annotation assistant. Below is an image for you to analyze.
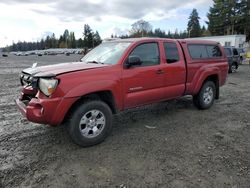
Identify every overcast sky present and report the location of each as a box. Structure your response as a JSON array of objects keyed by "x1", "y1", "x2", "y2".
[{"x1": 0, "y1": 0, "x2": 213, "y2": 47}]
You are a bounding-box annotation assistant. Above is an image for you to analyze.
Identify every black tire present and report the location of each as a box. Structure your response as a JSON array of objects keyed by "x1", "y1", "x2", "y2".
[
  {"x1": 67, "y1": 100, "x2": 113, "y2": 147},
  {"x1": 239, "y1": 57, "x2": 243, "y2": 65},
  {"x1": 193, "y1": 81, "x2": 216, "y2": 110},
  {"x1": 228, "y1": 65, "x2": 232, "y2": 73},
  {"x1": 229, "y1": 62, "x2": 238, "y2": 73}
]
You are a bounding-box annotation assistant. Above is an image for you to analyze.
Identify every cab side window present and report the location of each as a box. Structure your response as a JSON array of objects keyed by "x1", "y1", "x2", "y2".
[
  {"x1": 206, "y1": 45, "x2": 222, "y2": 57},
  {"x1": 188, "y1": 44, "x2": 222, "y2": 59},
  {"x1": 130, "y1": 43, "x2": 160, "y2": 66},
  {"x1": 188, "y1": 44, "x2": 208, "y2": 59},
  {"x1": 164, "y1": 42, "x2": 180, "y2": 63}
]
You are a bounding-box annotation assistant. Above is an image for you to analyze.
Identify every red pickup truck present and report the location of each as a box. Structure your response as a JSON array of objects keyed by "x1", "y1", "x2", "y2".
[{"x1": 16, "y1": 38, "x2": 228, "y2": 146}]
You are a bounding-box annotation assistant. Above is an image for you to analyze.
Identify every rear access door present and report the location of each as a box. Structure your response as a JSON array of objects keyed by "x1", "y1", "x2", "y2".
[{"x1": 160, "y1": 40, "x2": 186, "y2": 99}]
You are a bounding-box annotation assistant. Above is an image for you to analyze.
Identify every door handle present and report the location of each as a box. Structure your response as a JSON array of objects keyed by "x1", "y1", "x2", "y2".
[{"x1": 156, "y1": 69, "x2": 165, "y2": 74}]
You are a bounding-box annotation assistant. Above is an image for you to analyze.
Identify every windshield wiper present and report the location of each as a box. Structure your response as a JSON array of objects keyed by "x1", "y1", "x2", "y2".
[{"x1": 86, "y1": 61, "x2": 104, "y2": 64}]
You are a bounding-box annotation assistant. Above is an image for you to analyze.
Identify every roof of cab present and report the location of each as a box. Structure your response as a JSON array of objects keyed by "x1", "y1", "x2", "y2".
[
  {"x1": 105, "y1": 37, "x2": 220, "y2": 45},
  {"x1": 105, "y1": 37, "x2": 176, "y2": 43},
  {"x1": 179, "y1": 39, "x2": 220, "y2": 45}
]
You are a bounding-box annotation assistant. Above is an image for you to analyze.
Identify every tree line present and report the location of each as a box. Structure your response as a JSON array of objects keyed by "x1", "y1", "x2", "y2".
[
  {"x1": 3, "y1": 24, "x2": 102, "y2": 52},
  {"x1": 119, "y1": 0, "x2": 249, "y2": 40},
  {"x1": 2, "y1": 0, "x2": 250, "y2": 52},
  {"x1": 117, "y1": 14, "x2": 208, "y2": 39}
]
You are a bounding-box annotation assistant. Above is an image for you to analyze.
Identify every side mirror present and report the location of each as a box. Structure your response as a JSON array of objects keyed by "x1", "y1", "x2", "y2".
[{"x1": 126, "y1": 55, "x2": 142, "y2": 68}]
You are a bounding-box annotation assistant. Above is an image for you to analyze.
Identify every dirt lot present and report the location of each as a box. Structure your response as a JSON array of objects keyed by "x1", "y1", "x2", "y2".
[{"x1": 0, "y1": 54, "x2": 250, "y2": 188}]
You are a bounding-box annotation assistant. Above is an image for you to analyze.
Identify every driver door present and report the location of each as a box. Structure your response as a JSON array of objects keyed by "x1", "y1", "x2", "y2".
[{"x1": 122, "y1": 42, "x2": 165, "y2": 109}]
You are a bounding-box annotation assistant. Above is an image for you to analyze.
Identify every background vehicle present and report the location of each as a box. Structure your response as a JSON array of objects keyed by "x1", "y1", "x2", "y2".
[
  {"x1": 16, "y1": 52, "x2": 25, "y2": 56},
  {"x1": 224, "y1": 47, "x2": 240, "y2": 73},
  {"x1": 237, "y1": 48, "x2": 246, "y2": 64},
  {"x1": 16, "y1": 38, "x2": 228, "y2": 147},
  {"x1": 37, "y1": 52, "x2": 43, "y2": 56}
]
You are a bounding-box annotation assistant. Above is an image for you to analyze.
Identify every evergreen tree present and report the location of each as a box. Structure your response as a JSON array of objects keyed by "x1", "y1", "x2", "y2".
[
  {"x1": 77, "y1": 38, "x2": 83, "y2": 48},
  {"x1": 45, "y1": 36, "x2": 51, "y2": 49},
  {"x1": 187, "y1": 9, "x2": 201, "y2": 37},
  {"x1": 153, "y1": 28, "x2": 166, "y2": 38},
  {"x1": 72, "y1": 32, "x2": 77, "y2": 48},
  {"x1": 83, "y1": 24, "x2": 94, "y2": 48},
  {"x1": 93, "y1": 31, "x2": 102, "y2": 46},
  {"x1": 68, "y1": 32, "x2": 76, "y2": 48},
  {"x1": 63, "y1": 29, "x2": 69, "y2": 47},
  {"x1": 51, "y1": 33, "x2": 57, "y2": 48},
  {"x1": 58, "y1": 35, "x2": 65, "y2": 48},
  {"x1": 207, "y1": 0, "x2": 250, "y2": 39},
  {"x1": 237, "y1": 0, "x2": 250, "y2": 40},
  {"x1": 207, "y1": 0, "x2": 224, "y2": 35}
]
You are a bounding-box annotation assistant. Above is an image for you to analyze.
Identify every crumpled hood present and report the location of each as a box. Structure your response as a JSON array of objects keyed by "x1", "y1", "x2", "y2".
[{"x1": 22, "y1": 62, "x2": 109, "y2": 77}]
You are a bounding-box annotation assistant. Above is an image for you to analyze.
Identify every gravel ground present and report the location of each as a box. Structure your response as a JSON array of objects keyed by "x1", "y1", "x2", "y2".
[{"x1": 0, "y1": 54, "x2": 250, "y2": 188}]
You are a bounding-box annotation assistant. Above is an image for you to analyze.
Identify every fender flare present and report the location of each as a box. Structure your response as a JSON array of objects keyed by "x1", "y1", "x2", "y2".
[
  {"x1": 193, "y1": 66, "x2": 220, "y2": 95},
  {"x1": 63, "y1": 80, "x2": 122, "y2": 111}
]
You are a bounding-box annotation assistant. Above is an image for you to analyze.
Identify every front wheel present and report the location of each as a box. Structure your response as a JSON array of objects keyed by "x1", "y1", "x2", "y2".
[
  {"x1": 67, "y1": 100, "x2": 113, "y2": 147},
  {"x1": 193, "y1": 81, "x2": 216, "y2": 110}
]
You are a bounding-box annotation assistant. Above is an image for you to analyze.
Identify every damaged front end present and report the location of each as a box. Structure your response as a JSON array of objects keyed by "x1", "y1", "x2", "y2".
[
  {"x1": 19, "y1": 72, "x2": 39, "y2": 105},
  {"x1": 15, "y1": 70, "x2": 64, "y2": 125}
]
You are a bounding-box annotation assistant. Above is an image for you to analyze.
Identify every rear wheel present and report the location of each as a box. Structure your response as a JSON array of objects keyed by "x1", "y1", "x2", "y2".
[
  {"x1": 229, "y1": 62, "x2": 238, "y2": 73},
  {"x1": 193, "y1": 81, "x2": 216, "y2": 110},
  {"x1": 239, "y1": 57, "x2": 243, "y2": 65},
  {"x1": 67, "y1": 100, "x2": 113, "y2": 147}
]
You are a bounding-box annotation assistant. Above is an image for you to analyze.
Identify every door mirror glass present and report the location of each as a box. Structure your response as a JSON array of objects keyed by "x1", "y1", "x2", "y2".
[{"x1": 126, "y1": 55, "x2": 142, "y2": 68}]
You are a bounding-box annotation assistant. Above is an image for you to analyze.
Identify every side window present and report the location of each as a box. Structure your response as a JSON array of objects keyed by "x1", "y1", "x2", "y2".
[
  {"x1": 130, "y1": 43, "x2": 160, "y2": 66},
  {"x1": 206, "y1": 45, "x2": 222, "y2": 57},
  {"x1": 225, "y1": 42, "x2": 231, "y2": 46},
  {"x1": 188, "y1": 44, "x2": 208, "y2": 59},
  {"x1": 164, "y1": 42, "x2": 180, "y2": 63},
  {"x1": 233, "y1": 48, "x2": 239, "y2": 56}
]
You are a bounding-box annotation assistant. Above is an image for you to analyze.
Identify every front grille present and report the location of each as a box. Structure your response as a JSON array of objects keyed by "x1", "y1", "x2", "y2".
[{"x1": 20, "y1": 73, "x2": 38, "y2": 88}]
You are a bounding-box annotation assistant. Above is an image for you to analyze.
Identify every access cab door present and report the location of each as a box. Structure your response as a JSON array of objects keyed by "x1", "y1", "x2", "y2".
[
  {"x1": 122, "y1": 42, "x2": 166, "y2": 109},
  {"x1": 160, "y1": 41, "x2": 186, "y2": 99},
  {"x1": 122, "y1": 40, "x2": 186, "y2": 109}
]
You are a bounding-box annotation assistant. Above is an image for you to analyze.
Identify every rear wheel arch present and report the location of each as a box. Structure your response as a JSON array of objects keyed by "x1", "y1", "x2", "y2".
[
  {"x1": 197, "y1": 74, "x2": 219, "y2": 99},
  {"x1": 193, "y1": 80, "x2": 216, "y2": 110}
]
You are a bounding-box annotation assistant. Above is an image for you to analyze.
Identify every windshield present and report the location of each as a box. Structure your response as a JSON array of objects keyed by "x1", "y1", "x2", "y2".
[{"x1": 81, "y1": 42, "x2": 131, "y2": 65}]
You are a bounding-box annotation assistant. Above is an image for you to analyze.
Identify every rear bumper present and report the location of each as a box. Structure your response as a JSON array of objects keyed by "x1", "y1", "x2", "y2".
[{"x1": 15, "y1": 96, "x2": 78, "y2": 126}]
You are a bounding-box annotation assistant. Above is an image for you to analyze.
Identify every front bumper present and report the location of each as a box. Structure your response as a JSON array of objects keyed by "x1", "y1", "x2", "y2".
[{"x1": 15, "y1": 94, "x2": 78, "y2": 126}]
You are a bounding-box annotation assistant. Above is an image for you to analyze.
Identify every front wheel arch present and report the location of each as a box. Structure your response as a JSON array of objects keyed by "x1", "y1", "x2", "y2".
[{"x1": 63, "y1": 91, "x2": 117, "y2": 124}]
